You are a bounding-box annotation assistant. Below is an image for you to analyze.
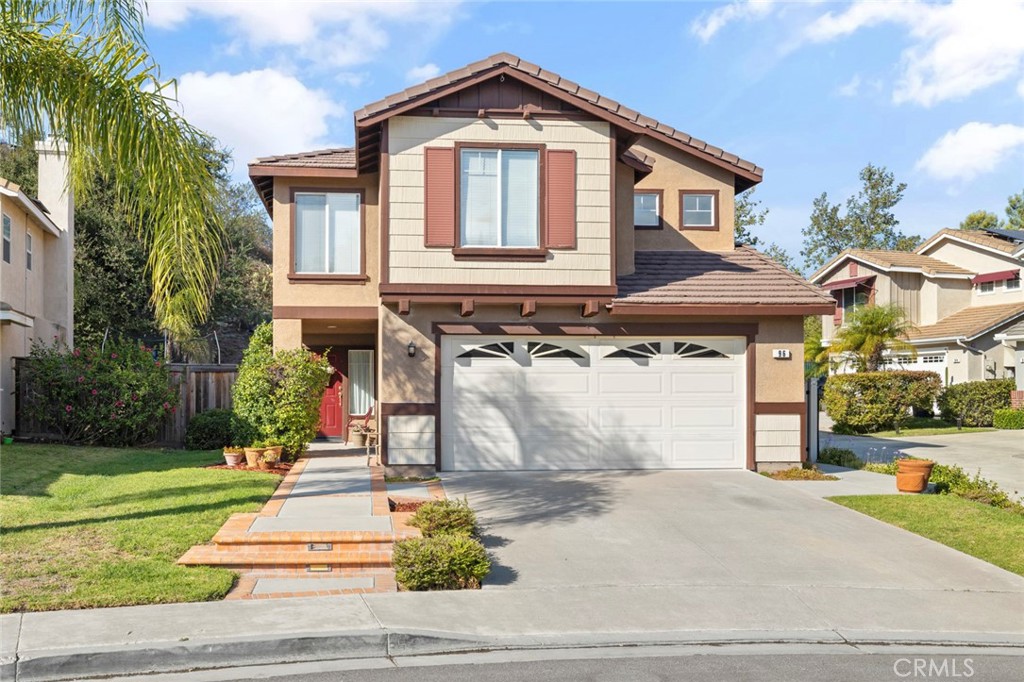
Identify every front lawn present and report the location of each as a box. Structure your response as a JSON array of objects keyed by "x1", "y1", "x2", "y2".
[
  {"x1": 830, "y1": 495, "x2": 1024, "y2": 576},
  {"x1": 864, "y1": 417, "x2": 994, "y2": 438},
  {"x1": 0, "y1": 444, "x2": 281, "y2": 612}
]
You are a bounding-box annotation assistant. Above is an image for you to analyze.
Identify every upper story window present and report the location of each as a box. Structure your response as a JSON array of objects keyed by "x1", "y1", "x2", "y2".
[
  {"x1": 1007, "y1": 277, "x2": 1021, "y2": 291},
  {"x1": 633, "y1": 191, "x2": 661, "y2": 229},
  {"x1": 25, "y1": 231, "x2": 32, "y2": 271},
  {"x1": 459, "y1": 147, "x2": 539, "y2": 248},
  {"x1": 979, "y1": 281, "x2": 995, "y2": 294},
  {"x1": 679, "y1": 190, "x2": 719, "y2": 230},
  {"x1": 293, "y1": 191, "x2": 362, "y2": 276},
  {"x1": 2, "y1": 213, "x2": 10, "y2": 263}
]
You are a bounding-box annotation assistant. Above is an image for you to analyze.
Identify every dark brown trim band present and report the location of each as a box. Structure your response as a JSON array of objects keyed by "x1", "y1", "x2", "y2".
[
  {"x1": 273, "y1": 306, "x2": 379, "y2": 320},
  {"x1": 611, "y1": 303, "x2": 835, "y2": 316},
  {"x1": 287, "y1": 274, "x2": 369, "y2": 283},
  {"x1": 380, "y1": 403, "x2": 437, "y2": 416},
  {"x1": 746, "y1": 338, "x2": 756, "y2": 471},
  {"x1": 432, "y1": 321, "x2": 759, "y2": 337},
  {"x1": 452, "y1": 247, "x2": 550, "y2": 262},
  {"x1": 381, "y1": 283, "x2": 618, "y2": 296},
  {"x1": 380, "y1": 121, "x2": 391, "y2": 286},
  {"x1": 754, "y1": 402, "x2": 805, "y2": 414}
]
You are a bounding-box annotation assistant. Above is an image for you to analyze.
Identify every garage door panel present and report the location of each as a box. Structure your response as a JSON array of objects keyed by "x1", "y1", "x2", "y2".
[
  {"x1": 597, "y1": 372, "x2": 664, "y2": 394},
  {"x1": 670, "y1": 371, "x2": 736, "y2": 394},
  {"x1": 598, "y1": 405, "x2": 665, "y2": 428},
  {"x1": 453, "y1": 369, "x2": 518, "y2": 394},
  {"x1": 521, "y1": 371, "x2": 590, "y2": 395},
  {"x1": 670, "y1": 438, "x2": 739, "y2": 467},
  {"x1": 519, "y1": 404, "x2": 592, "y2": 430},
  {"x1": 520, "y1": 440, "x2": 594, "y2": 469},
  {"x1": 671, "y1": 405, "x2": 738, "y2": 428}
]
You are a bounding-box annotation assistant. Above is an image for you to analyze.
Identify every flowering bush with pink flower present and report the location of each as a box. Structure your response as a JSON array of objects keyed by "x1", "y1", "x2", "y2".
[{"x1": 20, "y1": 338, "x2": 178, "y2": 446}]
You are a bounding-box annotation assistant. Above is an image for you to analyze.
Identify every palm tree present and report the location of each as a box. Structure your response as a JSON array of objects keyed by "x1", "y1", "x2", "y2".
[
  {"x1": 819, "y1": 303, "x2": 917, "y2": 372},
  {"x1": 1, "y1": 0, "x2": 223, "y2": 339}
]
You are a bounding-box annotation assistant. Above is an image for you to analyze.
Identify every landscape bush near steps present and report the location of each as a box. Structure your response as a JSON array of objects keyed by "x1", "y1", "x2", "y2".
[{"x1": 393, "y1": 499, "x2": 491, "y2": 590}]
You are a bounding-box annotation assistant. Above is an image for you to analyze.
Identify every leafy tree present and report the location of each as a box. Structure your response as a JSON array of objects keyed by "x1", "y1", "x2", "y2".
[
  {"x1": 1, "y1": 0, "x2": 224, "y2": 339},
  {"x1": 959, "y1": 210, "x2": 1001, "y2": 231},
  {"x1": 820, "y1": 303, "x2": 916, "y2": 372},
  {"x1": 763, "y1": 244, "x2": 801, "y2": 275},
  {"x1": 804, "y1": 316, "x2": 828, "y2": 379},
  {"x1": 734, "y1": 187, "x2": 768, "y2": 246},
  {"x1": 1006, "y1": 189, "x2": 1024, "y2": 231},
  {"x1": 801, "y1": 164, "x2": 920, "y2": 271}
]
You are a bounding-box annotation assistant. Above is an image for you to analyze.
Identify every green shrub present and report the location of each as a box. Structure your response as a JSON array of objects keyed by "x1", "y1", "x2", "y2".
[
  {"x1": 232, "y1": 322, "x2": 331, "y2": 458},
  {"x1": 861, "y1": 457, "x2": 1022, "y2": 512},
  {"x1": 20, "y1": 338, "x2": 177, "y2": 446},
  {"x1": 393, "y1": 535, "x2": 491, "y2": 590},
  {"x1": 407, "y1": 499, "x2": 479, "y2": 537},
  {"x1": 184, "y1": 409, "x2": 238, "y2": 450},
  {"x1": 822, "y1": 371, "x2": 942, "y2": 433},
  {"x1": 938, "y1": 378, "x2": 1014, "y2": 427},
  {"x1": 993, "y1": 409, "x2": 1024, "y2": 430},
  {"x1": 817, "y1": 447, "x2": 864, "y2": 469}
]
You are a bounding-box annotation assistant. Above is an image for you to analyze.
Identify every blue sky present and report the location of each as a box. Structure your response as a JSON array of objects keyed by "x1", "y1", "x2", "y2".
[{"x1": 144, "y1": 0, "x2": 1024, "y2": 271}]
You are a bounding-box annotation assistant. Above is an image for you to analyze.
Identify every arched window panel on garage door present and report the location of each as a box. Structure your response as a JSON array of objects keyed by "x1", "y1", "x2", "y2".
[
  {"x1": 674, "y1": 342, "x2": 727, "y2": 359},
  {"x1": 456, "y1": 342, "x2": 515, "y2": 359},
  {"x1": 527, "y1": 341, "x2": 586, "y2": 359},
  {"x1": 605, "y1": 342, "x2": 660, "y2": 359}
]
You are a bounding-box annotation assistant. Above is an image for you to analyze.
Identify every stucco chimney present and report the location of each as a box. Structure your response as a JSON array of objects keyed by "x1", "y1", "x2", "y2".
[{"x1": 34, "y1": 139, "x2": 74, "y2": 346}]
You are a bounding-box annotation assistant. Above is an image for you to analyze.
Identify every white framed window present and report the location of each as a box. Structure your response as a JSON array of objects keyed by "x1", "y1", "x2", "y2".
[
  {"x1": 979, "y1": 281, "x2": 995, "y2": 294},
  {"x1": 681, "y1": 192, "x2": 716, "y2": 228},
  {"x1": 460, "y1": 148, "x2": 539, "y2": 248},
  {"x1": 633, "y1": 192, "x2": 661, "y2": 228},
  {"x1": 2, "y1": 213, "x2": 10, "y2": 264},
  {"x1": 348, "y1": 350, "x2": 374, "y2": 416},
  {"x1": 1006, "y1": 277, "x2": 1020, "y2": 291},
  {"x1": 25, "y1": 231, "x2": 32, "y2": 271},
  {"x1": 294, "y1": 192, "x2": 361, "y2": 275}
]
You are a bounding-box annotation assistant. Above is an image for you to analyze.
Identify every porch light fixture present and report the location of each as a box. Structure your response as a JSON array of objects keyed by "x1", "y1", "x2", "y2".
[{"x1": 407, "y1": 341, "x2": 417, "y2": 358}]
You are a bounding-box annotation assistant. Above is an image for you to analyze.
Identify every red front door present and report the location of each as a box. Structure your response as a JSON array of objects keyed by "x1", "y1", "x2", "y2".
[{"x1": 318, "y1": 351, "x2": 345, "y2": 438}]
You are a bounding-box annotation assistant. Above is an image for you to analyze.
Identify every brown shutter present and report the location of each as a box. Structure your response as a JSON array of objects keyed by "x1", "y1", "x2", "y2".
[
  {"x1": 424, "y1": 147, "x2": 456, "y2": 247},
  {"x1": 833, "y1": 293, "x2": 843, "y2": 327},
  {"x1": 848, "y1": 262, "x2": 858, "y2": 277},
  {"x1": 545, "y1": 149, "x2": 577, "y2": 249}
]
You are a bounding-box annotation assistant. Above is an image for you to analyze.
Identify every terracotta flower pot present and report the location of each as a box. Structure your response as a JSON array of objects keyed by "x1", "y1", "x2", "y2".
[
  {"x1": 263, "y1": 445, "x2": 283, "y2": 462},
  {"x1": 244, "y1": 447, "x2": 265, "y2": 468},
  {"x1": 224, "y1": 451, "x2": 244, "y2": 467},
  {"x1": 896, "y1": 459, "x2": 934, "y2": 493},
  {"x1": 349, "y1": 431, "x2": 366, "y2": 447}
]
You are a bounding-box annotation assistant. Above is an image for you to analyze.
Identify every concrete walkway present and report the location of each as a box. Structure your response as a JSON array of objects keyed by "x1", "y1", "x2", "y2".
[{"x1": 783, "y1": 463, "x2": 913, "y2": 498}]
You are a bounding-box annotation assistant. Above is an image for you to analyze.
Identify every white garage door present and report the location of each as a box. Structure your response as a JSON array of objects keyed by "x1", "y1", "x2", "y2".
[{"x1": 440, "y1": 336, "x2": 746, "y2": 471}]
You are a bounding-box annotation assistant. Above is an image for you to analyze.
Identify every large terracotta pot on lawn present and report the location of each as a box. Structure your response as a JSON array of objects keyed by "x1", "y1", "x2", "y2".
[
  {"x1": 896, "y1": 459, "x2": 934, "y2": 493},
  {"x1": 244, "y1": 447, "x2": 265, "y2": 468}
]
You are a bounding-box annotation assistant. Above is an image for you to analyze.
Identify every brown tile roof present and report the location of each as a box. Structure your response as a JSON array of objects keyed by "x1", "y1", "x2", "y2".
[
  {"x1": 353, "y1": 52, "x2": 762, "y2": 185},
  {"x1": 917, "y1": 228, "x2": 1021, "y2": 255},
  {"x1": 848, "y1": 249, "x2": 974, "y2": 276},
  {"x1": 250, "y1": 148, "x2": 356, "y2": 169},
  {"x1": 906, "y1": 302, "x2": 1024, "y2": 342},
  {"x1": 614, "y1": 247, "x2": 834, "y2": 308}
]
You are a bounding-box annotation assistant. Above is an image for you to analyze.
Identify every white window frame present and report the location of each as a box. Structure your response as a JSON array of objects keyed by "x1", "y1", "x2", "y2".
[
  {"x1": 25, "y1": 230, "x2": 32, "y2": 271},
  {"x1": 293, "y1": 191, "x2": 362, "y2": 275},
  {"x1": 681, "y1": 192, "x2": 716, "y2": 228},
  {"x1": 1006, "y1": 277, "x2": 1020, "y2": 291},
  {"x1": 2, "y1": 213, "x2": 10, "y2": 264},
  {"x1": 348, "y1": 349, "x2": 375, "y2": 416},
  {"x1": 633, "y1": 192, "x2": 661, "y2": 228},
  {"x1": 459, "y1": 147, "x2": 540, "y2": 248},
  {"x1": 979, "y1": 281, "x2": 995, "y2": 295}
]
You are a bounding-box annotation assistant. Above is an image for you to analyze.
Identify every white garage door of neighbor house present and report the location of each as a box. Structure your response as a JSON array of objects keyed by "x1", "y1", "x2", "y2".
[{"x1": 440, "y1": 337, "x2": 746, "y2": 471}]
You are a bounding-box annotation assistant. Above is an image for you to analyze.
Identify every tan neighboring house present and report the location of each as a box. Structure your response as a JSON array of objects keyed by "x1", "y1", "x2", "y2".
[
  {"x1": 251, "y1": 53, "x2": 834, "y2": 473},
  {"x1": 810, "y1": 228, "x2": 1024, "y2": 385},
  {"x1": 0, "y1": 140, "x2": 75, "y2": 434}
]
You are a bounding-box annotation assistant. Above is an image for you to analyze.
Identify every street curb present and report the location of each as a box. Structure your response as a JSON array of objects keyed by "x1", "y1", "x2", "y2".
[{"x1": 12, "y1": 628, "x2": 1024, "y2": 681}]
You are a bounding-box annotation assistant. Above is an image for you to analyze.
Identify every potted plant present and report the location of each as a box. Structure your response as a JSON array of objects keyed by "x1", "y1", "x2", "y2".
[
  {"x1": 895, "y1": 457, "x2": 934, "y2": 493},
  {"x1": 243, "y1": 443, "x2": 266, "y2": 468},
  {"x1": 263, "y1": 444, "x2": 284, "y2": 462},
  {"x1": 349, "y1": 423, "x2": 367, "y2": 447},
  {"x1": 257, "y1": 450, "x2": 276, "y2": 470},
  {"x1": 223, "y1": 446, "x2": 245, "y2": 467}
]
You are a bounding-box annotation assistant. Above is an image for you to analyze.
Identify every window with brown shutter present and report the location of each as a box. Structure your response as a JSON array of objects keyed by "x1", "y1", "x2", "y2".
[
  {"x1": 545, "y1": 149, "x2": 576, "y2": 249},
  {"x1": 424, "y1": 147, "x2": 456, "y2": 247}
]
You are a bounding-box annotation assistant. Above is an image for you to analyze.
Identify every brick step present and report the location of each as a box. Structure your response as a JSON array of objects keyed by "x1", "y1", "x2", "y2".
[
  {"x1": 212, "y1": 529, "x2": 416, "y2": 546},
  {"x1": 177, "y1": 545, "x2": 393, "y2": 569}
]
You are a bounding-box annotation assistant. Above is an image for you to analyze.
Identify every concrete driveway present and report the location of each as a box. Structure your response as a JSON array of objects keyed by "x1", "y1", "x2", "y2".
[{"x1": 820, "y1": 430, "x2": 1024, "y2": 498}]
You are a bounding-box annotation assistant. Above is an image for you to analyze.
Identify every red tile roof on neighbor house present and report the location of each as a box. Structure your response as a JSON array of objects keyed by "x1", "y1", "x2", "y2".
[
  {"x1": 906, "y1": 302, "x2": 1024, "y2": 343},
  {"x1": 917, "y1": 228, "x2": 1023, "y2": 256},
  {"x1": 613, "y1": 247, "x2": 835, "y2": 310},
  {"x1": 353, "y1": 52, "x2": 763, "y2": 186},
  {"x1": 250, "y1": 148, "x2": 356, "y2": 169}
]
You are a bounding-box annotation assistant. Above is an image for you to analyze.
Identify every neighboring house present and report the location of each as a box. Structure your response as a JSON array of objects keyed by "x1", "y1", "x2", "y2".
[
  {"x1": 251, "y1": 53, "x2": 833, "y2": 473},
  {"x1": 810, "y1": 227, "x2": 1024, "y2": 385},
  {"x1": 0, "y1": 140, "x2": 75, "y2": 434}
]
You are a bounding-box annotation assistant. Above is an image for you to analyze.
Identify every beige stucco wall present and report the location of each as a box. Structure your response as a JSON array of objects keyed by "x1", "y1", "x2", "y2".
[
  {"x1": 753, "y1": 317, "x2": 805, "y2": 403},
  {"x1": 924, "y1": 239, "x2": 1019, "y2": 276},
  {"x1": 630, "y1": 137, "x2": 736, "y2": 252},
  {"x1": 614, "y1": 161, "x2": 634, "y2": 276},
  {"x1": 387, "y1": 115, "x2": 613, "y2": 286},
  {"x1": 271, "y1": 175, "x2": 381, "y2": 309}
]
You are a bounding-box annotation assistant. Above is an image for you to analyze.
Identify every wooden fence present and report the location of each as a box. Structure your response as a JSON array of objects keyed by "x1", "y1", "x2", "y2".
[{"x1": 14, "y1": 360, "x2": 238, "y2": 447}]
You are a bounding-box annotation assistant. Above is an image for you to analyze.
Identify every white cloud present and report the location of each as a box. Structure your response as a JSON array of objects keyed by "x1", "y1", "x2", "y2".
[
  {"x1": 836, "y1": 74, "x2": 861, "y2": 97},
  {"x1": 174, "y1": 69, "x2": 345, "y2": 176},
  {"x1": 805, "y1": 0, "x2": 1024, "y2": 107},
  {"x1": 147, "y1": 1, "x2": 461, "y2": 68},
  {"x1": 915, "y1": 122, "x2": 1024, "y2": 184},
  {"x1": 690, "y1": 0, "x2": 777, "y2": 43},
  {"x1": 406, "y1": 63, "x2": 440, "y2": 82}
]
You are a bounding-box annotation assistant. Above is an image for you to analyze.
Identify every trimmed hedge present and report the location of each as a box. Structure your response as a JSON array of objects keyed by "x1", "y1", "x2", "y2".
[
  {"x1": 407, "y1": 499, "x2": 478, "y2": 537},
  {"x1": 393, "y1": 535, "x2": 491, "y2": 590},
  {"x1": 184, "y1": 409, "x2": 238, "y2": 450},
  {"x1": 822, "y1": 371, "x2": 941, "y2": 433},
  {"x1": 938, "y1": 379, "x2": 1014, "y2": 427},
  {"x1": 993, "y1": 409, "x2": 1024, "y2": 430}
]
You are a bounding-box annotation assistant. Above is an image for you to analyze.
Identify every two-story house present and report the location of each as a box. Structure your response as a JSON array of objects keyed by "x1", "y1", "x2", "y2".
[
  {"x1": 251, "y1": 54, "x2": 833, "y2": 473},
  {"x1": 0, "y1": 140, "x2": 75, "y2": 434},
  {"x1": 810, "y1": 227, "x2": 1024, "y2": 385}
]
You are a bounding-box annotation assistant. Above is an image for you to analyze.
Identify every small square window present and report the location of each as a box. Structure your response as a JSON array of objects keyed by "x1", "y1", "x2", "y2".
[
  {"x1": 1006, "y1": 277, "x2": 1020, "y2": 291},
  {"x1": 680, "y1": 191, "x2": 718, "y2": 229},
  {"x1": 633, "y1": 192, "x2": 661, "y2": 228},
  {"x1": 979, "y1": 281, "x2": 994, "y2": 294}
]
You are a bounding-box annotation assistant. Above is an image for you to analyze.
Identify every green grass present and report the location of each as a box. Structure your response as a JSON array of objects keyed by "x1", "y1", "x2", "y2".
[
  {"x1": 865, "y1": 417, "x2": 994, "y2": 438},
  {"x1": 0, "y1": 443, "x2": 281, "y2": 613},
  {"x1": 830, "y1": 494, "x2": 1024, "y2": 576}
]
